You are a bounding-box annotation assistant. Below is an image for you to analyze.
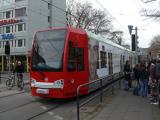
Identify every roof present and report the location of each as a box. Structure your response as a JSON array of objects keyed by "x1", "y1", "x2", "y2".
[{"x1": 86, "y1": 31, "x2": 134, "y2": 53}]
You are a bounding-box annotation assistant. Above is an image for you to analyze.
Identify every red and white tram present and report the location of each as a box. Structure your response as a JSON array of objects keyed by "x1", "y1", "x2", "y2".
[{"x1": 30, "y1": 27, "x2": 136, "y2": 98}]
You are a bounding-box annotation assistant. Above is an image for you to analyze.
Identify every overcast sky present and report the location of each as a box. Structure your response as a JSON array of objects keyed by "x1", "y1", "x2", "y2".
[{"x1": 77, "y1": 0, "x2": 160, "y2": 48}]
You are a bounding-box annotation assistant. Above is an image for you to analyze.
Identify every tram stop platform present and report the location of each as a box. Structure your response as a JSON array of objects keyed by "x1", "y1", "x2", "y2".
[{"x1": 81, "y1": 88, "x2": 160, "y2": 120}]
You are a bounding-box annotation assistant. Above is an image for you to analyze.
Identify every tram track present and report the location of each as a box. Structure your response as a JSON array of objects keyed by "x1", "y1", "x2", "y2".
[
  {"x1": 0, "y1": 90, "x2": 26, "y2": 99},
  {"x1": 0, "y1": 98, "x2": 40, "y2": 114},
  {"x1": 26, "y1": 103, "x2": 65, "y2": 120},
  {"x1": 0, "y1": 84, "x2": 30, "y2": 99}
]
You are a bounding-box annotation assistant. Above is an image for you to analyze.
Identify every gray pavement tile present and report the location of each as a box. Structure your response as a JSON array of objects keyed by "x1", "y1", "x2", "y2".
[{"x1": 85, "y1": 89, "x2": 160, "y2": 120}]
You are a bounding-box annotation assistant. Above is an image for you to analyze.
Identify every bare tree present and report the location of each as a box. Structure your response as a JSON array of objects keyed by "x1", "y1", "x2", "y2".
[
  {"x1": 66, "y1": 0, "x2": 112, "y2": 34},
  {"x1": 149, "y1": 35, "x2": 160, "y2": 57},
  {"x1": 66, "y1": 0, "x2": 125, "y2": 45},
  {"x1": 140, "y1": 0, "x2": 160, "y2": 19}
]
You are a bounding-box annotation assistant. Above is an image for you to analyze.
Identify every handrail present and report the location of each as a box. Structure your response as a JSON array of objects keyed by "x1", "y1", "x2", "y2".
[{"x1": 76, "y1": 72, "x2": 123, "y2": 120}]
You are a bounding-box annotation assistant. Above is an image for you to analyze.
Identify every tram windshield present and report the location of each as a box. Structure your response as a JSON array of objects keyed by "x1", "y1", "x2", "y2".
[{"x1": 31, "y1": 29, "x2": 67, "y2": 71}]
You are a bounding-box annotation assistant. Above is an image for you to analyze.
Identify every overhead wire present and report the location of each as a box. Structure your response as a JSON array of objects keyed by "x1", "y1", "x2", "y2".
[{"x1": 94, "y1": 0, "x2": 128, "y2": 32}]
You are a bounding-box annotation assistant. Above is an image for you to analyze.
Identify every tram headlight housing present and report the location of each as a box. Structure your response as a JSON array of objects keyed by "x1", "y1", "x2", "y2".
[
  {"x1": 31, "y1": 78, "x2": 36, "y2": 87},
  {"x1": 53, "y1": 79, "x2": 64, "y2": 88}
]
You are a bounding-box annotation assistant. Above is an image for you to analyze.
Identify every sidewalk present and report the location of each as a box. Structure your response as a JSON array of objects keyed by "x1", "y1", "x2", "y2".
[{"x1": 82, "y1": 89, "x2": 160, "y2": 120}]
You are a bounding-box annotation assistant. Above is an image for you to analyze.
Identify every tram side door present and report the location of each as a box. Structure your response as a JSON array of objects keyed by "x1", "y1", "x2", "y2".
[{"x1": 66, "y1": 33, "x2": 89, "y2": 95}]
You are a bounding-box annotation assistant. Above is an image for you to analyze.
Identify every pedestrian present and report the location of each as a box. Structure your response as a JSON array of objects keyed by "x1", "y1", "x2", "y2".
[
  {"x1": 139, "y1": 61, "x2": 148, "y2": 97},
  {"x1": 133, "y1": 64, "x2": 140, "y2": 84},
  {"x1": 124, "y1": 60, "x2": 131, "y2": 90},
  {"x1": 149, "y1": 59, "x2": 158, "y2": 104},
  {"x1": 13, "y1": 61, "x2": 25, "y2": 81},
  {"x1": 155, "y1": 58, "x2": 160, "y2": 104},
  {"x1": 155, "y1": 58, "x2": 160, "y2": 81}
]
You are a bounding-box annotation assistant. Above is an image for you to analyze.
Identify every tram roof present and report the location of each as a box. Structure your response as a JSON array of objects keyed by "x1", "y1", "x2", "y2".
[{"x1": 86, "y1": 31, "x2": 134, "y2": 53}]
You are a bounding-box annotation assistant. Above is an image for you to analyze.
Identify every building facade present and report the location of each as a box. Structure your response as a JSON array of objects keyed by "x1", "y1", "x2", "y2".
[{"x1": 0, "y1": 0, "x2": 66, "y2": 72}]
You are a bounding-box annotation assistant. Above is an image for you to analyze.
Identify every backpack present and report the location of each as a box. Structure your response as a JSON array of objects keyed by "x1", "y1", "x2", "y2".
[{"x1": 156, "y1": 62, "x2": 160, "y2": 79}]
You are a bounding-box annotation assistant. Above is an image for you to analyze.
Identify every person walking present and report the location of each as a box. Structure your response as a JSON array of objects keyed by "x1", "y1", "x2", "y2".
[
  {"x1": 139, "y1": 61, "x2": 149, "y2": 97},
  {"x1": 149, "y1": 59, "x2": 158, "y2": 104},
  {"x1": 124, "y1": 60, "x2": 131, "y2": 90},
  {"x1": 133, "y1": 64, "x2": 140, "y2": 84}
]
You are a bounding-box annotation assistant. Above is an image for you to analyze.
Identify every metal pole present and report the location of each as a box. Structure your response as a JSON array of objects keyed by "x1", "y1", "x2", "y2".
[
  {"x1": 135, "y1": 27, "x2": 138, "y2": 64},
  {"x1": 119, "y1": 73, "x2": 121, "y2": 89},
  {"x1": 100, "y1": 78, "x2": 103, "y2": 103},
  {"x1": 112, "y1": 75, "x2": 114, "y2": 95},
  {"x1": 77, "y1": 87, "x2": 80, "y2": 120},
  {"x1": 6, "y1": 55, "x2": 11, "y2": 73},
  {"x1": 9, "y1": 55, "x2": 11, "y2": 72}
]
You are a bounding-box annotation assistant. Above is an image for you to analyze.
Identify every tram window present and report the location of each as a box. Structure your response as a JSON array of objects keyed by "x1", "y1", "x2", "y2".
[
  {"x1": 77, "y1": 48, "x2": 84, "y2": 71},
  {"x1": 67, "y1": 42, "x2": 84, "y2": 71},
  {"x1": 100, "y1": 51, "x2": 106, "y2": 68},
  {"x1": 67, "y1": 46, "x2": 76, "y2": 71}
]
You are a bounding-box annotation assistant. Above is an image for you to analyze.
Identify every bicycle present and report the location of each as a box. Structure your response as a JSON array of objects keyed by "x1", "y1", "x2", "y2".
[
  {"x1": 6, "y1": 73, "x2": 24, "y2": 90},
  {"x1": 17, "y1": 73, "x2": 24, "y2": 90},
  {"x1": 6, "y1": 73, "x2": 16, "y2": 90}
]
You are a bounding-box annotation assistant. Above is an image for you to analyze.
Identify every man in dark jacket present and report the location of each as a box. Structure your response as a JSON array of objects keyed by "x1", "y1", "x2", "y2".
[
  {"x1": 13, "y1": 61, "x2": 24, "y2": 80},
  {"x1": 124, "y1": 60, "x2": 132, "y2": 89}
]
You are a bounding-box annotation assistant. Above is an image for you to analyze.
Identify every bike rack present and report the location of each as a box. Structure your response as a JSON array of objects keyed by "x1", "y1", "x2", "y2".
[{"x1": 76, "y1": 72, "x2": 123, "y2": 120}]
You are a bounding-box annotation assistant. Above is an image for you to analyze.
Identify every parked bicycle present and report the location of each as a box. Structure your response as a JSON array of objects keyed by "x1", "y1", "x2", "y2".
[{"x1": 6, "y1": 73, "x2": 24, "y2": 90}]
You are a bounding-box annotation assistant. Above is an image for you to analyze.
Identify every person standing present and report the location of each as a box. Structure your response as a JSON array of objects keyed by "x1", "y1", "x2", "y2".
[
  {"x1": 133, "y1": 64, "x2": 140, "y2": 84},
  {"x1": 124, "y1": 60, "x2": 131, "y2": 90},
  {"x1": 149, "y1": 59, "x2": 158, "y2": 104},
  {"x1": 139, "y1": 61, "x2": 148, "y2": 97}
]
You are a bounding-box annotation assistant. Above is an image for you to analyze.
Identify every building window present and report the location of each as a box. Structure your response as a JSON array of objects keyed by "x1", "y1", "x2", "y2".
[
  {"x1": 18, "y1": 39, "x2": 23, "y2": 47},
  {"x1": 18, "y1": 24, "x2": 23, "y2": 31},
  {"x1": 15, "y1": 7, "x2": 26, "y2": 17},
  {"x1": 0, "y1": 27, "x2": 3, "y2": 34},
  {"x1": 48, "y1": 16, "x2": 51, "y2": 23},
  {"x1": 48, "y1": 3, "x2": 51, "y2": 9},
  {"x1": 6, "y1": 26, "x2": 10, "y2": 33},
  {"x1": 0, "y1": 12, "x2": 3, "y2": 19},
  {"x1": 6, "y1": 11, "x2": 11, "y2": 18}
]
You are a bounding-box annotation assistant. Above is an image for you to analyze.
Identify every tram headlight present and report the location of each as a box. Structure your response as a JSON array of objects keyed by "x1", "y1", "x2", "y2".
[
  {"x1": 31, "y1": 78, "x2": 36, "y2": 87},
  {"x1": 53, "y1": 79, "x2": 64, "y2": 88}
]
